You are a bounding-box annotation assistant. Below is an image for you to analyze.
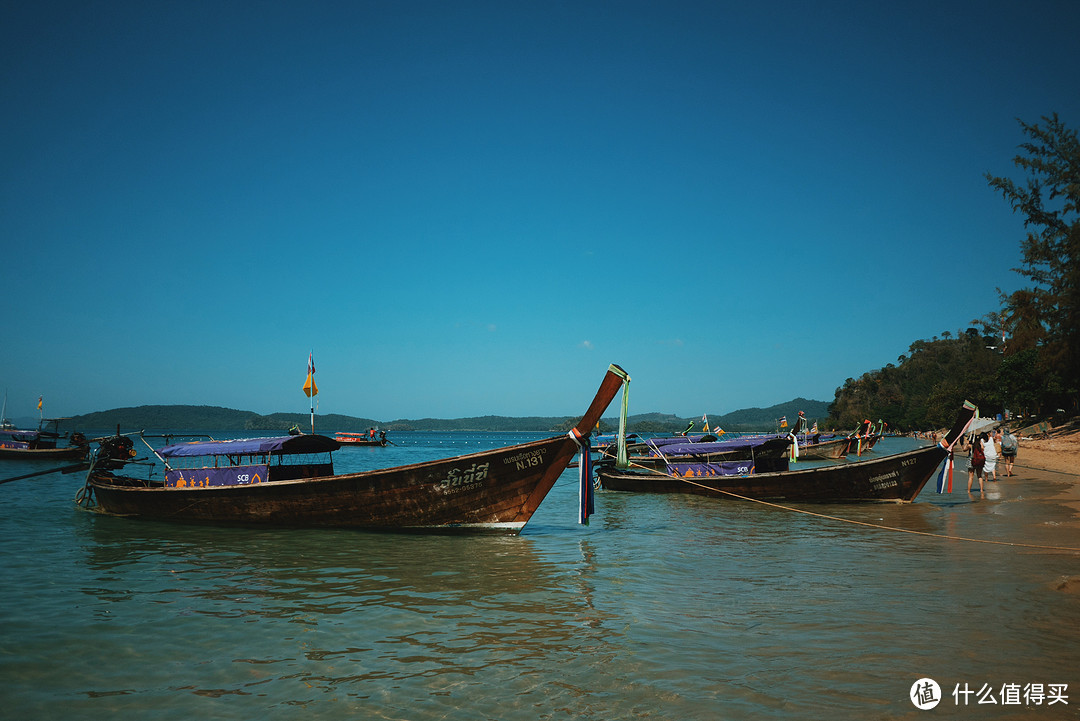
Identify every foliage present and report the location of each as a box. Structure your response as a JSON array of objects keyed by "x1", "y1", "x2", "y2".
[
  {"x1": 986, "y1": 113, "x2": 1080, "y2": 411},
  {"x1": 70, "y1": 405, "x2": 260, "y2": 431},
  {"x1": 828, "y1": 332, "x2": 1005, "y2": 430}
]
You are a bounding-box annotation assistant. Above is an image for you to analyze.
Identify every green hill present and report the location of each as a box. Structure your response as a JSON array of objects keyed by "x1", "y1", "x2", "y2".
[{"x1": 67, "y1": 398, "x2": 832, "y2": 433}]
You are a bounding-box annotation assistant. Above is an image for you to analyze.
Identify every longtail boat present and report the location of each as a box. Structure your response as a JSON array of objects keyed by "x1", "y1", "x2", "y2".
[
  {"x1": 604, "y1": 435, "x2": 793, "y2": 472},
  {"x1": 75, "y1": 364, "x2": 628, "y2": 533},
  {"x1": 597, "y1": 402, "x2": 975, "y2": 503},
  {"x1": 0, "y1": 418, "x2": 89, "y2": 461},
  {"x1": 796, "y1": 433, "x2": 849, "y2": 460},
  {"x1": 839, "y1": 419, "x2": 885, "y2": 457},
  {"x1": 334, "y1": 431, "x2": 389, "y2": 447}
]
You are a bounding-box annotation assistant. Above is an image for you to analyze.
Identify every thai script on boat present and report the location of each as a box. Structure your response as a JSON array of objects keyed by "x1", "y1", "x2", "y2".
[
  {"x1": 503, "y1": 448, "x2": 547, "y2": 470},
  {"x1": 868, "y1": 469, "x2": 899, "y2": 490},
  {"x1": 436, "y1": 462, "x2": 489, "y2": 492}
]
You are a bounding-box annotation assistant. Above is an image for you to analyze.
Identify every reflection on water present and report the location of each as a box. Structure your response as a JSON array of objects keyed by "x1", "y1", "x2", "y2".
[
  {"x1": 51, "y1": 514, "x2": 627, "y2": 719},
  {"x1": 1, "y1": 434, "x2": 1078, "y2": 719}
]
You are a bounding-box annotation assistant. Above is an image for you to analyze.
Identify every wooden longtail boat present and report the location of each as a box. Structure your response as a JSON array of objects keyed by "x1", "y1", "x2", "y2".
[
  {"x1": 334, "y1": 431, "x2": 389, "y2": 447},
  {"x1": 796, "y1": 434, "x2": 849, "y2": 460},
  {"x1": 606, "y1": 436, "x2": 793, "y2": 472},
  {"x1": 0, "y1": 421, "x2": 89, "y2": 461},
  {"x1": 76, "y1": 364, "x2": 628, "y2": 533},
  {"x1": 597, "y1": 402, "x2": 975, "y2": 503},
  {"x1": 840, "y1": 419, "x2": 885, "y2": 457}
]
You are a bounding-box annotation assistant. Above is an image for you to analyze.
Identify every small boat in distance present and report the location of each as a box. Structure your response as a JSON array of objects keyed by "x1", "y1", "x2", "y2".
[
  {"x1": 335, "y1": 430, "x2": 389, "y2": 447},
  {"x1": 76, "y1": 364, "x2": 629, "y2": 533}
]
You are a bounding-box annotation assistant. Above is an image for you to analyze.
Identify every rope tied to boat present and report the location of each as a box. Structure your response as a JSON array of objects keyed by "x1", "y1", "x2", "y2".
[{"x1": 615, "y1": 460, "x2": 1080, "y2": 553}]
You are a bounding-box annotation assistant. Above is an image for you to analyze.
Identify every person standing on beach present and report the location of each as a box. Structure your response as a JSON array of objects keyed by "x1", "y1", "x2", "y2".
[
  {"x1": 981, "y1": 432, "x2": 999, "y2": 482},
  {"x1": 1000, "y1": 429, "x2": 1018, "y2": 476},
  {"x1": 967, "y1": 434, "x2": 986, "y2": 494}
]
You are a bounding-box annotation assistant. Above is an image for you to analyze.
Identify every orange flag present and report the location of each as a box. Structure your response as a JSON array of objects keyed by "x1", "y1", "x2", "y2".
[{"x1": 303, "y1": 352, "x2": 318, "y2": 397}]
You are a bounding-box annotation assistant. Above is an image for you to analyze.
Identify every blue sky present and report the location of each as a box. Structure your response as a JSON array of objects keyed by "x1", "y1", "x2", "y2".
[{"x1": 3, "y1": 1, "x2": 1078, "y2": 422}]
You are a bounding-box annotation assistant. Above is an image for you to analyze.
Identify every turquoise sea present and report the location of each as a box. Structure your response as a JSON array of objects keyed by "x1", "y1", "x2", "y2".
[{"x1": 1, "y1": 432, "x2": 1078, "y2": 720}]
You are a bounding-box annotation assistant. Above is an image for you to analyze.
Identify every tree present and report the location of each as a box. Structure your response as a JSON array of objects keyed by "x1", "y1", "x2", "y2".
[
  {"x1": 986, "y1": 113, "x2": 1080, "y2": 411},
  {"x1": 996, "y1": 348, "x2": 1042, "y2": 417},
  {"x1": 1000, "y1": 287, "x2": 1046, "y2": 355}
]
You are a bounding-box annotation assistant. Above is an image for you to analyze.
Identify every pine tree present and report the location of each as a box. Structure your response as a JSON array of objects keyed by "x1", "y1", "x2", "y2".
[{"x1": 986, "y1": 114, "x2": 1080, "y2": 411}]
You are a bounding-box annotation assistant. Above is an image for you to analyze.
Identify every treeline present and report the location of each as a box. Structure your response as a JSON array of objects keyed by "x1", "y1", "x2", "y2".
[
  {"x1": 68, "y1": 406, "x2": 571, "y2": 433},
  {"x1": 67, "y1": 398, "x2": 833, "y2": 434},
  {"x1": 830, "y1": 114, "x2": 1079, "y2": 430},
  {"x1": 829, "y1": 330, "x2": 1010, "y2": 431}
]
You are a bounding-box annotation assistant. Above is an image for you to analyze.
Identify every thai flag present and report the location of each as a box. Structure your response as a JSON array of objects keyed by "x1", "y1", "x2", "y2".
[{"x1": 308, "y1": 352, "x2": 315, "y2": 376}]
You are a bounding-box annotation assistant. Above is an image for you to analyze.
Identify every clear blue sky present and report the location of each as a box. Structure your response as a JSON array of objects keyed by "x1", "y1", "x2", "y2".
[{"x1": 3, "y1": 1, "x2": 1078, "y2": 422}]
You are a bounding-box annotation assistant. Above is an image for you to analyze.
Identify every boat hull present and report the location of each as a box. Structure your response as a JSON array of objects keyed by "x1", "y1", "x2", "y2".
[
  {"x1": 597, "y1": 444, "x2": 948, "y2": 503},
  {"x1": 88, "y1": 435, "x2": 581, "y2": 532},
  {"x1": 797, "y1": 437, "x2": 849, "y2": 460},
  {"x1": 0, "y1": 445, "x2": 88, "y2": 461}
]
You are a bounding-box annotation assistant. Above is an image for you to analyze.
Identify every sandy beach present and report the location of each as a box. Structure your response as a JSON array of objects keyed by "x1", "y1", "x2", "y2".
[{"x1": 1016, "y1": 429, "x2": 1080, "y2": 476}]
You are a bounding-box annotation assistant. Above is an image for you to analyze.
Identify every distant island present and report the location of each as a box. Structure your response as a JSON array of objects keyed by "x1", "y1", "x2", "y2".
[{"x1": 53, "y1": 397, "x2": 833, "y2": 434}]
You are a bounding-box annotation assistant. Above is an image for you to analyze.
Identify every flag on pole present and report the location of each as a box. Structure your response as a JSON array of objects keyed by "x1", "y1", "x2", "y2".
[
  {"x1": 779, "y1": 416, "x2": 787, "y2": 428},
  {"x1": 811, "y1": 421, "x2": 818, "y2": 433},
  {"x1": 303, "y1": 352, "x2": 318, "y2": 397},
  {"x1": 702, "y1": 413, "x2": 709, "y2": 433},
  {"x1": 37, "y1": 396, "x2": 43, "y2": 410}
]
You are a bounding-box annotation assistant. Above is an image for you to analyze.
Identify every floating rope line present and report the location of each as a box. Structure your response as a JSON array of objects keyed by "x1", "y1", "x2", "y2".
[{"x1": 621, "y1": 461, "x2": 1080, "y2": 553}]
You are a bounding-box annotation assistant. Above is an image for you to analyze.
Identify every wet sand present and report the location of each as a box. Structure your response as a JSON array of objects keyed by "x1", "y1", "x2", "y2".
[{"x1": 952, "y1": 430, "x2": 1080, "y2": 534}]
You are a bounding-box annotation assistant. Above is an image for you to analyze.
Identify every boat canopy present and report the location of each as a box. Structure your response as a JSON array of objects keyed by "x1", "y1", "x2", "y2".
[
  {"x1": 158, "y1": 435, "x2": 340, "y2": 458},
  {"x1": 648, "y1": 436, "x2": 785, "y2": 456},
  {"x1": 0, "y1": 430, "x2": 40, "y2": 442}
]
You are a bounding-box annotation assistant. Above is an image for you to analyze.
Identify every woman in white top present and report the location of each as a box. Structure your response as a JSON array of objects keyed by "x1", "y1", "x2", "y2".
[{"x1": 981, "y1": 432, "x2": 999, "y2": 481}]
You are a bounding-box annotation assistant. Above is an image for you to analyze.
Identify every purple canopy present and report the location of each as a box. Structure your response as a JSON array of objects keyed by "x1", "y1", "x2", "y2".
[
  {"x1": 159, "y1": 434, "x2": 340, "y2": 458},
  {"x1": 0, "y1": 430, "x2": 39, "y2": 442},
  {"x1": 647, "y1": 435, "x2": 786, "y2": 456}
]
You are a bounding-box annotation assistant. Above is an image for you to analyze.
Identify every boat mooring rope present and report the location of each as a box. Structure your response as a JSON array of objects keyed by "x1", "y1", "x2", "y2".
[{"x1": 620, "y1": 462, "x2": 1080, "y2": 553}]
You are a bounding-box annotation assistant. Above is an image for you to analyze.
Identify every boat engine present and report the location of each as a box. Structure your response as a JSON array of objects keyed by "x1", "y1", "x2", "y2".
[{"x1": 96, "y1": 435, "x2": 136, "y2": 469}]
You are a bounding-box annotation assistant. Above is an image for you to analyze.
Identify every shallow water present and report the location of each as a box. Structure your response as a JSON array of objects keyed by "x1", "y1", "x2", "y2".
[{"x1": 1, "y1": 433, "x2": 1078, "y2": 719}]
